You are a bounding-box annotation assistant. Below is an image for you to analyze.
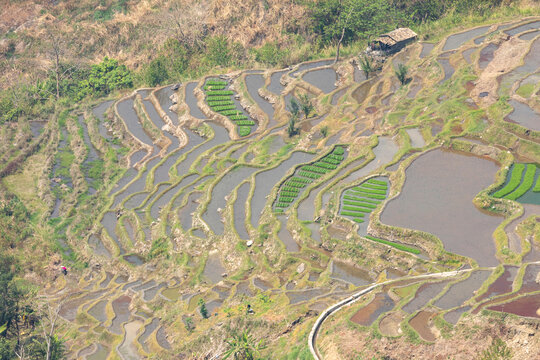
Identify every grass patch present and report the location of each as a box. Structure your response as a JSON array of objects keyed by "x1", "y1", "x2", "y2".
[{"x1": 364, "y1": 235, "x2": 420, "y2": 254}]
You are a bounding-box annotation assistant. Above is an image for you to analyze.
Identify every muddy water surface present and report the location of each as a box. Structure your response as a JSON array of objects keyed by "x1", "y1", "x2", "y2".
[
  {"x1": 268, "y1": 70, "x2": 287, "y2": 95},
  {"x1": 246, "y1": 74, "x2": 276, "y2": 127},
  {"x1": 290, "y1": 59, "x2": 333, "y2": 78},
  {"x1": 409, "y1": 310, "x2": 437, "y2": 341},
  {"x1": 434, "y1": 270, "x2": 491, "y2": 309},
  {"x1": 443, "y1": 26, "x2": 490, "y2": 51},
  {"x1": 203, "y1": 166, "x2": 257, "y2": 235},
  {"x1": 402, "y1": 281, "x2": 449, "y2": 313},
  {"x1": 233, "y1": 182, "x2": 252, "y2": 240},
  {"x1": 277, "y1": 216, "x2": 299, "y2": 252},
  {"x1": 302, "y1": 68, "x2": 337, "y2": 94},
  {"x1": 380, "y1": 150, "x2": 501, "y2": 267},
  {"x1": 155, "y1": 86, "x2": 179, "y2": 125},
  {"x1": 477, "y1": 266, "x2": 518, "y2": 301},
  {"x1": 331, "y1": 261, "x2": 371, "y2": 286},
  {"x1": 479, "y1": 43, "x2": 498, "y2": 69},
  {"x1": 505, "y1": 99, "x2": 540, "y2": 131},
  {"x1": 203, "y1": 252, "x2": 226, "y2": 284},
  {"x1": 350, "y1": 292, "x2": 395, "y2": 326},
  {"x1": 110, "y1": 295, "x2": 132, "y2": 335},
  {"x1": 139, "y1": 318, "x2": 160, "y2": 353},
  {"x1": 488, "y1": 293, "x2": 540, "y2": 318}
]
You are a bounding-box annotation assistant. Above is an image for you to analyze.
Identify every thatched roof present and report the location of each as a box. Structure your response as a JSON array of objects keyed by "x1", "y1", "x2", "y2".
[{"x1": 376, "y1": 28, "x2": 417, "y2": 46}]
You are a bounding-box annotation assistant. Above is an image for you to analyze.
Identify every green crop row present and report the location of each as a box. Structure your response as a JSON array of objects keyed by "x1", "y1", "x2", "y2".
[
  {"x1": 364, "y1": 235, "x2": 420, "y2": 254},
  {"x1": 208, "y1": 100, "x2": 234, "y2": 106},
  {"x1": 367, "y1": 179, "x2": 387, "y2": 186},
  {"x1": 349, "y1": 189, "x2": 386, "y2": 199},
  {"x1": 279, "y1": 196, "x2": 295, "y2": 203},
  {"x1": 211, "y1": 104, "x2": 236, "y2": 112},
  {"x1": 204, "y1": 85, "x2": 227, "y2": 90},
  {"x1": 274, "y1": 208, "x2": 284, "y2": 213},
  {"x1": 207, "y1": 90, "x2": 234, "y2": 96},
  {"x1": 230, "y1": 114, "x2": 249, "y2": 120},
  {"x1": 281, "y1": 191, "x2": 299, "y2": 198},
  {"x1": 314, "y1": 161, "x2": 337, "y2": 170},
  {"x1": 321, "y1": 157, "x2": 341, "y2": 165},
  {"x1": 235, "y1": 120, "x2": 255, "y2": 126},
  {"x1": 361, "y1": 183, "x2": 387, "y2": 191},
  {"x1": 505, "y1": 164, "x2": 536, "y2": 200},
  {"x1": 343, "y1": 200, "x2": 376, "y2": 209},
  {"x1": 291, "y1": 177, "x2": 311, "y2": 184},
  {"x1": 298, "y1": 171, "x2": 321, "y2": 179},
  {"x1": 534, "y1": 175, "x2": 540, "y2": 192},
  {"x1": 341, "y1": 211, "x2": 366, "y2": 217},
  {"x1": 333, "y1": 146, "x2": 345, "y2": 155},
  {"x1": 206, "y1": 95, "x2": 231, "y2": 101},
  {"x1": 352, "y1": 218, "x2": 364, "y2": 223},
  {"x1": 238, "y1": 126, "x2": 251, "y2": 137},
  {"x1": 282, "y1": 186, "x2": 300, "y2": 193},
  {"x1": 286, "y1": 181, "x2": 307, "y2": 188},
  {"x1": 492, "y1": 164, "x2": 525, "y2": 198},
  {"x1": 353, "y1": 186, "x2": 386, "y2": 195},
  {"x1": 302, "y1": 165, "x2": 327, "y2": 174},
  {"x1": 207, "y1": 79, "x2": 228, "y2": 85},
  {"x1": 220, "y1": 109, "x2": 242, "y2": 116},
  {"x1": 344, "y1": 194, "x2": 380, "y2": 204},
  {"x1": 342, "y1": 206, "x2": 371, "y2": 213},
  {"x1": 275, "y1": 202, "x2": 289, "y2": 208},
  {"x1": 327, "y1": 154, "x2": 344, "y2": 161}
]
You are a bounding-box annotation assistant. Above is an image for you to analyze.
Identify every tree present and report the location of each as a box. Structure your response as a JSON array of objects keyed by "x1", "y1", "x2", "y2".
[
  {"x1": 298, "y1": 94, "x2": 313, "y2": 118},
  {"x1": 162, "y1": 0, "x2": 208, "y2": 51},
  {"x1": 287, "y1": 115, "x2": 299, "y2": 138},
  {"x1": 309, "y1": 0, "x2": 398, "y2": 62},
  {"x1": 395, "y1": 63, "x2": 409, "y2": 85},
  {"x1": 76, "y1": 57, "x2": 132, "y2": 100},
  {"x1": 198, "y1": 299, "x2": 209, "y2": 319},
  {"x1": 223, "y1": 330, "x2": 265, "y2": 360},
  {"x1": 145, "y1": 57, "x2": 169, "y2": 86},
  {"x1": 359, "y1": 55, "x2": 374, "y2": 79},
  {"x1": 289, "y1": 97, "x2": 299, "y2": 117}
]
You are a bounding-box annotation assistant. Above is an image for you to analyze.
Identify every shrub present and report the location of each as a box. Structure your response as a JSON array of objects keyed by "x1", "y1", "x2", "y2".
[
  {"x1": 145, "y1": 56, "x2": 169, "y2": 86},
  {"x1": 492, "y1": 164, "x2": 525, "y2": 198},
  {"x1": 505, "y1": 164, "x2": 536, "y2": 200},
  {"x1": 365, "y1": 236, "x2": 420, "y2": 254},
  {"x1": 252, "y1": 42, "x2": 289, "y2": 66}
]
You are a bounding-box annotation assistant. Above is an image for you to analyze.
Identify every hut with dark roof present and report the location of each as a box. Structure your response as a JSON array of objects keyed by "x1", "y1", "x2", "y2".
[{"x1": 373, "y1": 28, "x2": 418, "y2": 53}]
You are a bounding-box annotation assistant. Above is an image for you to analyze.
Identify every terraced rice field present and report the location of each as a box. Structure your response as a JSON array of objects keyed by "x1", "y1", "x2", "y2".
[{"x1": 30, "y1": 18, "x2": 540, "y2": 358}]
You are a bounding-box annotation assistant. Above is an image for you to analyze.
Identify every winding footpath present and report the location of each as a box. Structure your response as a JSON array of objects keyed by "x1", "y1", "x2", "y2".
[{"x1": 308, "y1": 268, "x2": 484, "y2": 360}]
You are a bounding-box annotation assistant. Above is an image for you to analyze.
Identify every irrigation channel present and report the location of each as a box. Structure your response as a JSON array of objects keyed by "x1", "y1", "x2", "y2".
[{"x1": 31, "y1": 18, "x2": 540, "y2": 358}]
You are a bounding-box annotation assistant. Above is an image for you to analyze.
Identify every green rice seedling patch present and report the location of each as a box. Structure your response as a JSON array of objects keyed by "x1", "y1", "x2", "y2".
[
  {"x1": 339, "y1": 177, "x2": 389, "y2": 229},
  {"x1": 364, "y1": 235, "x2": 420, "y2": 254},
  {"x1": 273, "y1": 146, "x2": 347, "y2": 211},
  {"x1": 204, "y1": 78, "x2": 256, "y2": 136},
  {"x1": 534, "y1": 175, "x2": 540, "y2": 192},
  {"x1": 505, "y1": 164, "x2": 536, "y2": 200},
  {"x1": 340, "y1": 211, "x2": 366, "y2": 217},
  {"x1": 353, "y1": 186, "x2": 387, "y2": 195},
  {"x1": 343, "y1": 200, "x2": 376, "y2": 209},
  {"x1": 353, "y1": 218, "x2": 364, "y2": 223},
  {"x1": 367, "y1": 179, "x2": 386, "y2": 186},
  {"x1": 343, "y1": 195, "x2": 380, "y2": 204},
  {"x1": 492, "y1": 163, "x2": 525, "y2": 198},
  {"x1": 211, "y1": 104, "x2": 236, "y2": 112},
  {"x1": 342, "y1": 206, "x2": 372, "y2": 213}
]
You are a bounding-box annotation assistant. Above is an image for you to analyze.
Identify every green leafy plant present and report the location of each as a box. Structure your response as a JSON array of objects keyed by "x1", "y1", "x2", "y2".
[
  {"x1": 395, "y1": 63, "x2": 409, "y2": 85},
  {"x1": 359, "y1": 55, "x2": 374, "y2": 79},
  {"x1": 223, "y1": 330, "x2": 266, "y2": 360},
  {"x1": 492, "y1": 164, "x2": 525, "y2": 198},
  {"x1": 198, "y1": 298, "x2": 209, "y2": 319}
]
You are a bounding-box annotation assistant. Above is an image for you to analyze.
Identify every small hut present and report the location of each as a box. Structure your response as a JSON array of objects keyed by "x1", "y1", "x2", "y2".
[{"x1": 373, "y1": 28, "x2": 418, "y2": 53}]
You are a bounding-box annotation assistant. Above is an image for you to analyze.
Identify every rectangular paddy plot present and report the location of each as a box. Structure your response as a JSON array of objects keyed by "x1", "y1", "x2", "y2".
[
  {"x1": 274, "y1": 146, "x2": 347, "y2": 213},
  {"x1": 491, "y1": 163, "x2": 540, "y2": 204},
  {"x1": 203, "y1": 78, "x2": 256, "y2": 137}
]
